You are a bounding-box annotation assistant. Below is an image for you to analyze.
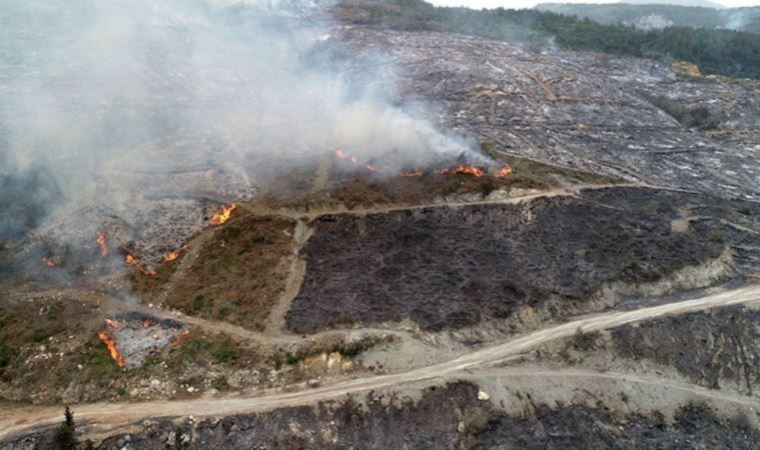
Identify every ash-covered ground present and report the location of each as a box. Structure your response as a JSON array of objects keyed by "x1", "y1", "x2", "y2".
[
  {"x1": 610, "y1": 305, "x2": 760, "y2": 395},
  {"x1": 336, "y1": 26, "x2": 759, "y2": 201}
]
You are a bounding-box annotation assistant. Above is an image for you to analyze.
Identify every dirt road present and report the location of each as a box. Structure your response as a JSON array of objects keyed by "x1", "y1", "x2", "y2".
[{"x1": 2, "y1": 284, "x2": 758, "y2": 440}]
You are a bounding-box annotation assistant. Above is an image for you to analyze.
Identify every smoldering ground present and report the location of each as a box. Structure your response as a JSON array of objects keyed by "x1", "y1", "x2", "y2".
[{"x1": 0, "y1": 0, "x2": 472, "y2": 280}]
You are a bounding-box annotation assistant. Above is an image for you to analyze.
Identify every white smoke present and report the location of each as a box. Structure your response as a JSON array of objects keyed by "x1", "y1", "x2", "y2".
[{"x1": 0, "y1": 0, "x2": 471, "y2": 274}]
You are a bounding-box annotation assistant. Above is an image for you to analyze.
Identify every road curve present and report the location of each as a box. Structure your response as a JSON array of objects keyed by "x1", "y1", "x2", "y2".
[{"x1": 1, "y1": 284, "x2": 758, "y2": 441}]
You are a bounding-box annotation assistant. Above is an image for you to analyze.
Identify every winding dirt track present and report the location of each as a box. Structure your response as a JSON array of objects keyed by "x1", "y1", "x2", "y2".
[{"x1": 1, "y1": 284, "x2": 758, "y2": 440}]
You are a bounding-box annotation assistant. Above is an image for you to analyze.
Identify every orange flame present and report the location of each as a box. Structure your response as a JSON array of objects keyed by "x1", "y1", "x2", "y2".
[
  {"x1": 125, "y1": 254, "x2": 156, "y2": 276},
  {"x1": 335, "y1": 149, "x2": 362, "y2": 166},
  {"x1": 162, "y1": 251, "x2": 180, "y2": 263},
  {"x1": 172, "y1": 328, "x2": 191, "y2": 347},
  {"x1": 42, "y1": 256, "x2": 57, "y2": 267},
  {"x1": 335, "y1": 149, "x2": 385, "y2": 173},
  {"x1": 437, "y1": 164, "x2": 486, "y2": 177},
  {"x1": 494, "y1": 166, "x2": 513, "y2": 178},
  {"x1": 209, "y1": 203, "x2": 237, "y2": 226},
  {"x1": 97, "y1": 232, "x2": 108, "y2": 256},
  {"x1": 105, "y1": 318, "x2": 119, "y2": 329},
  {"x1": 98, "y1": 329, "x2": 125, "y2": 368}
]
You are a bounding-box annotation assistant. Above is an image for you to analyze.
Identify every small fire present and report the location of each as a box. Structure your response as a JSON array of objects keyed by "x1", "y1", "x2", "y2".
[
  {"x1": 162, "y1": 251, "x2": 180, "y2": 263},
  {"x1": 335, "y1": 149, "x2": 358, "y2": 164},
  {"x1": 494, "y1": 166, "x2": 513, "y2": 178},
  {"x1": 105, "y1": 318, "x2": 120, "y2": 329},
  {"x1": 335, "y1": 148, "x2": 384, "y2": 171},
  {"x1": 172, "y1": 328, "x2": 191, "y2": 347},
  {"x1": 209, "y1": 203, "x2": 237, "y2": 226},
  {"x1": 437, "y1": 164, "x2": 486, "y2": 177},
  {"x1": 98, "y1": 328, "x2": 125, "y2": 368},
  {"x1": 97, "y1": 232, "x2": 108, "y2": 256},
  {"x1": 42, "y1": 256, "x2": 57, "y2": 267},
  {"x1": 125, "y1": 253, "x2": 156, "y2": 276}
]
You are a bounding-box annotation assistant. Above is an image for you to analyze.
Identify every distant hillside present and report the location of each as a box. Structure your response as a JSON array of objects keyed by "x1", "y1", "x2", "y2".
[
  {"x1": 336, "y1": 0, "x2": 760, "y2": 79},
  {"x1": 624, "y1": 0, "x2": 723, "y2": 7},
  {"x1": 536, "y1": 3, "x2": 760, "y2": 33}
]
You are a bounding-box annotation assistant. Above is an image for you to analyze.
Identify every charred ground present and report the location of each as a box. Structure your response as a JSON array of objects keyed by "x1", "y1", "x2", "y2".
[{"x1": 286, "y1": 186, "x2": 756, "y2": 333}]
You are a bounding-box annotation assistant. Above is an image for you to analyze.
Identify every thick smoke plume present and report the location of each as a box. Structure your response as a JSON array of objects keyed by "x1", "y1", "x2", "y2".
[{"x1": 0, "y1": 0, "x2": 470, "y2": 277}]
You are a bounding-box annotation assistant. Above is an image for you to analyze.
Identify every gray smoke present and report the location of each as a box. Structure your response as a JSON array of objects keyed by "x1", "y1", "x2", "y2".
[{"x1": 0, "y1": 0, "x2": 471, "y2": 277}]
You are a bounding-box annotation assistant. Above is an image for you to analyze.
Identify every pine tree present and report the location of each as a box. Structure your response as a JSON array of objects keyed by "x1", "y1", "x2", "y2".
[{"x1": 55, "y1": 405, "x2": 78, "y2": 450}]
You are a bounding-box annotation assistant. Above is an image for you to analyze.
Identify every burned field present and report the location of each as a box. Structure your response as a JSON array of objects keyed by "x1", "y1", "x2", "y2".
[
  {"x1": 97, "y1": 312, "x2": 189, "y2": 369},
  {"x1": 258, "y1": 148, "x2": 618, "y2": 211},
  {"x1": 337, "y1": 25, "x2": 760, "y2": 202},
  {"x1": 609, "y1": 305, "x2": 760, "y2": 395},
  {"x1": 286, "y1": 187, "x2": 757, "y2": 334}
]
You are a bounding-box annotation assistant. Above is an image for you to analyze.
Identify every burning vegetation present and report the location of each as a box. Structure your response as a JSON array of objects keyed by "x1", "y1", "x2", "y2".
[
  {"x1": 98, "y1": 319, "x2": 126, "y2": 368},
  {"x1": 210, "y1": 203, "x2": 237, "y2": 226},
  {"x1": 125, "y1": 253, "x2": 156, "y2": 276},
  {"x1": 97, "y1": 232, "x2": 108, "y2": 256},
  {"x1": 436, "y1": 164, "x2": 486, "y2": 177},
  {"x1": 97, "y1": 313, "x2": 189, "y2": 369},
  {"x1": 334, "y1": 148, "x2": 510, "y2": 180},
  {"x1": 162, "y1": 251, "x2": 180, "y2": 263}
]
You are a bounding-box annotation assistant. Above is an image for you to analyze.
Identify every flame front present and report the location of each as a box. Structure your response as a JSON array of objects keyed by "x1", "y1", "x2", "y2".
[
  {"x1": 162, "y1": 251, "x2": 180, "y2": 263},
  {"x1": 125, "y1": 254, "x2": 156, "y2": 276},
  {"x1": 494, "y1": 166, "x2": 513, "y2": 178},
  {"x1": 98, "y1": 329, "x2": 125, "y2": 367},
  {"x1": 105, "y1": 318, "x2": 119, "y2": 329},
  {"x1": 209, "y1": 203, "x2": 237, "y2": 226},
  {"x1": 97, "y1": 232, "x2": 108, "y2": 256},
  {"x1": 437, "y1": 164, "x2": 486, "y2": 177}
]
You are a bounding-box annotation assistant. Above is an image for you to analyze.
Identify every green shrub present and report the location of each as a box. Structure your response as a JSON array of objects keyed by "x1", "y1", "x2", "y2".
[
  {"x1": 573, "y1": 327, "x2": 593, "y2": 351},
  {"x1": 211, "y1": 342, "x2": 239, "y2": 365},
  {"x1": 0, "y1": 344, "x2": 14, "y2": 369}
]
